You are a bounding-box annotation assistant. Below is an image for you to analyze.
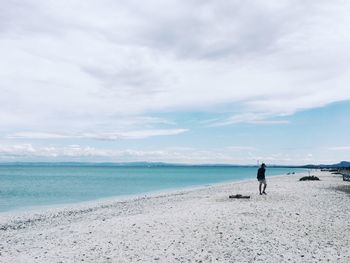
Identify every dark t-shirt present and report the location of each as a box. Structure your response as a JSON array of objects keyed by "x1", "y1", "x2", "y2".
[{"x1": 257, "y1": 167, "x2": 265, "y2": 180}]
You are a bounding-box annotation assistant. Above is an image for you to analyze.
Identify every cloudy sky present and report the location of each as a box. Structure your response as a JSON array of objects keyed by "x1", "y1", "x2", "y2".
[{"x1": 0, "y1": 0, "x2": 349, "y2": 164}]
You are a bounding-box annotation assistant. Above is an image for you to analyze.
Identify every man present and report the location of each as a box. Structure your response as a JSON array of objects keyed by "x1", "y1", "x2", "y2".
[{"x1": 257, "y1": 163, "x2": 267, "y2": 195}]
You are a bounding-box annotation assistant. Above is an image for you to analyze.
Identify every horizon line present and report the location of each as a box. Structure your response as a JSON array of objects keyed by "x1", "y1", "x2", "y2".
[{"x1": 0, "y1": 161, "x2": 348, "y2": 167}]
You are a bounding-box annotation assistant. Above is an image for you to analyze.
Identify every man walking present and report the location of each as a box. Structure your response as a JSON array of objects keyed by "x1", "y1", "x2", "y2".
[{"x1": 257, "y1": 163, "x2": 267, "y2": 195}]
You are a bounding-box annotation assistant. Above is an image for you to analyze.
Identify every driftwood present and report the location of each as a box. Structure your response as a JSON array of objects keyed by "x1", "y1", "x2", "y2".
[{"x1": 229, "y1": 194, "x2": 250, "y2": 199}]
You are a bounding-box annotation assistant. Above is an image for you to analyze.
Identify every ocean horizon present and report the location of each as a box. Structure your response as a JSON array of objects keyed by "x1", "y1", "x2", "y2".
[{"x1": 0, "y1": 163, "x2": 305, "y2": 213}]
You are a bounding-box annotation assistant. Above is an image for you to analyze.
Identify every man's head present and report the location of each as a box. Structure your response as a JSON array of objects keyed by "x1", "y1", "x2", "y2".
[{"x1": 261, "y1": 163, "x2": 266, "y2": 168}]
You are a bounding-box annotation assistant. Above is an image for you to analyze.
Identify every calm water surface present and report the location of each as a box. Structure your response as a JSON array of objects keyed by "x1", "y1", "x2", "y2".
[{"x1": 0, "y1": 165, "x2": 304, "y2": 212}]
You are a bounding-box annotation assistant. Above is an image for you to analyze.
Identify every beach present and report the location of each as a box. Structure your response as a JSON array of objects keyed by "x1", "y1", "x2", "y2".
[{"x1": 1, "y1": 171, "x2": 349, "y2": 262}]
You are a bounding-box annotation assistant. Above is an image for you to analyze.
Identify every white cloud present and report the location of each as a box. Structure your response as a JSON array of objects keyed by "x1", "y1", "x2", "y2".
[
  {"x1": 328, "y1": 146, "x2": 350, "y2": 151},
  {"x1": 208, "y1": 113, "x2": 289, "y2": 126},
  {"x1": 0, "y1": 143, "x2": 257, "y2": 163},
  {"x1": 225, "y1": 146, "x2": 257, "y2": 151},
  {"x1": 0, "y1": 143, "x2": 345, "y2": 165},
  {"x1": 0, "y1": 0, "x2": 350, "y2": 134},
  {"x1": 7, "y1": 129, "x2": 188, "y2": 140}
]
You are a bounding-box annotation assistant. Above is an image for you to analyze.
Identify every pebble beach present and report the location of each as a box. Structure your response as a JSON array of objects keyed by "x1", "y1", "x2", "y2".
[{"x1": 1, "y1": 171, "x2": 349, "y2": 262}]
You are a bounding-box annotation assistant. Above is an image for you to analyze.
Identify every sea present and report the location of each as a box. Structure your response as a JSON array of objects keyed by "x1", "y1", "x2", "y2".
[{"x1": 0, "y1": 164, "x2": 305, "y2": 213}]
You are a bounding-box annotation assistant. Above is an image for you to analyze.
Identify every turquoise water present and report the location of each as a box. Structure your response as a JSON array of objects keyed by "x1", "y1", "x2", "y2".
[{"x1": 0, "y1": 165, "x2": 304, "y2": 212}]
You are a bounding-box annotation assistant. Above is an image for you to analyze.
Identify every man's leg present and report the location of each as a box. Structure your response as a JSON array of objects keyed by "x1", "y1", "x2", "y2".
[
  {"x1": 263, "y1": 183, "x2": 267, "y2": 194},
  {"x1": 259, "y1": 182, "x2": 262, "y2": 194}
]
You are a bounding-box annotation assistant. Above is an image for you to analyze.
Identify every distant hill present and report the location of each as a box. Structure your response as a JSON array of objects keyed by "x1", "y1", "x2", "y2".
[
  {"x1": 301, "y1": 161, "x2": 350, "y2": 169},
  {"x1": 0, "y1": 162, "x2": 249, "y2": 167},
  {"x1": 335, "y1": 161, "x2": 350, "y2": 167}
]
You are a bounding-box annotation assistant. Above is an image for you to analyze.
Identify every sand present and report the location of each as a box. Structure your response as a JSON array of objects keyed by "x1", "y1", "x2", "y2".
[{"x1": 0, "y1": 171, "x2": 349, "y2": 262}]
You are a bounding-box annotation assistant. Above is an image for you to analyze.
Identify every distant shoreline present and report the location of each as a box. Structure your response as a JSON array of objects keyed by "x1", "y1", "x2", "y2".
[
  {"x1": 0, "y1": 160, "x2": 349, "y2": 169},
  {"x1": 0, "y1": 161, "x2": 345, "y2": 169}
]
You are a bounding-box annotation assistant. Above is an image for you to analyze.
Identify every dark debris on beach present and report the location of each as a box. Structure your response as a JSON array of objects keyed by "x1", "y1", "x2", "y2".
[{"x1": 299, "y1": 176, "x2": 320, "y2": 181}]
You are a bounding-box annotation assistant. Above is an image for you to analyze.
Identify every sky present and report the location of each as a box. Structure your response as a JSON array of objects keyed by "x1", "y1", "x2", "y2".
[{"x1": 0, "y1": 0, "x2": 350, "y2": 165}]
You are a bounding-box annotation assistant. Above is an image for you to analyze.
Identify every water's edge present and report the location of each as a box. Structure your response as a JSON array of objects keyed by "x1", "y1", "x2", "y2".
[
  {"x1": 0, "y1": 171, "x2": 307, "y2": 221},
  {"x1": 0, "y1": 166, "x2": 307, "y2": 213}
]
